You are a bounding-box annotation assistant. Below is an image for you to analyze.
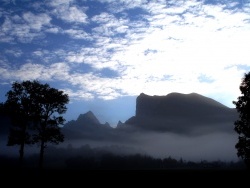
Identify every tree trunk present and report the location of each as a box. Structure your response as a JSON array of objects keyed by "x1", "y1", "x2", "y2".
[
  {"x1": 19, "y1": 125, "x2": 26, "y2": 168},
  {"x1": 39, "y1": 140, "x2": 45, "y2": 170},
  {"x1": 19, "y1": 141, "x2": 25, "y2": 168}
]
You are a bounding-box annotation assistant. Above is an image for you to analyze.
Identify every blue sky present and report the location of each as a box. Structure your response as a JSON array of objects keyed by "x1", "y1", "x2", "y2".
[{"x1": 0, "y1": 0, "x2": 250, "y2": 127}]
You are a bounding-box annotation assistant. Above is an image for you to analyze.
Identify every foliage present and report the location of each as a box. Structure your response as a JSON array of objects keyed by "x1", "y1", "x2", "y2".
[
  {"x1": 3, "y1": 80, "x2": 69, "y2": 168},
  {"x1": 233, "y1": 72, "x2": 250, "y2": 168}
]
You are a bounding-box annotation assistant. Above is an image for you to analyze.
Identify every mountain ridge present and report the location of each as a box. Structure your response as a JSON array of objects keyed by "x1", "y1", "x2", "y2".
[
  {"x1": 62, "y1": 92, "x2": 237, "y2": 136},
  {"x1": 138, "y1": 92, "x2": 232, "y2": 111}
]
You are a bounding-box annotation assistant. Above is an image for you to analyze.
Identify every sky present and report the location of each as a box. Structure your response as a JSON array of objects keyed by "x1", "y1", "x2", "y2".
[{"x1": 0, "y1": 0, "x2": 250, "y2": 127}]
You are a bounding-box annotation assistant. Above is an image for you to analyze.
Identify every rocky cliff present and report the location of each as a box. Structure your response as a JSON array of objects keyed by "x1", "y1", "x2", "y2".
[{"x1": 125, "y1": 92, "x2": 238, "y2": 134}]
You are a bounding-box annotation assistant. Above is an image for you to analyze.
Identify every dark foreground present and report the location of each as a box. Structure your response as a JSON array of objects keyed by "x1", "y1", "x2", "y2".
[
  {"x1": 1, "y1": 167, "x2": 249, "y2": 185},
  {"x1": 1, "y1": 154, "x2": 249, "y2": 185},
  {"x1": 1, "y1": 168, "x2": 249, "y2": 185}
]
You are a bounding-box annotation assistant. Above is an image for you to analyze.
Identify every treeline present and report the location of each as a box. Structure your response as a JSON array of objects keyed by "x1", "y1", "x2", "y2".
[
  {"x1": 0, "y1": 144, "x2": 246, "y2": 171},
  {"x1": 64, "y1": 153, "x2": 245, "y2": 170}
]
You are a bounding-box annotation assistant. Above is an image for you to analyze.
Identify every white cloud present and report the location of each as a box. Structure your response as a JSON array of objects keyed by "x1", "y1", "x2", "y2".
[
  {"x1": 0, "y1": 12, "x2": 52, "y2": 43},
  {"x1": 64, "y1": 29, "x2": 91, "y2": 40},
  {"x1": 22, "y1": 12, "x2": 51, "y2": 31},
  {"x1": 85, "y1": 0, "x2": 250, "y2": 106},
  {"x1": 1, "y1": 0, "x2": 250, "y2": 108},
  {"x1": 48, "y1": 0, "x2": 74, "y2": 7},
  {"x1": 54, "y1": 0, "x2": 249, "y2": 106},
  {"x1": 48, "y1": 0, "x2": 88, "y2": 24},
  {"x1": 33, "y1": 50, "x2": 46, "y2": 57},
  {"x1": 46, "y1": 27, "x2": 60, "y2": 34},
  {"x1": 0, "y1": 61, "x2": 122, "y2": 100},
  {"x1": 97, "y1": 0, "x2": 148, "y2": 13},
  {"x1": 91, "y1": 12, "x2": 129, "y2": 36},
  {"x1": 62, "y1": 88, "x2": 94, "y2": 100},
  {"x1": 61, "y1": 6, "x2": 88, "y2": 23},
  {"x1": 0, "y1": 62, "x2": 70, "y2": 81}
]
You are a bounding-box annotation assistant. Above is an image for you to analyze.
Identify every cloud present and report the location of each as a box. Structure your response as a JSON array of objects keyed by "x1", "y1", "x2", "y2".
[
  {"x1": 45, "y1": 27, "x2": 60, "y2": 34},
  {"x1": 64, "y1": 29, "x2": 92, "y2": 40},
  {"x1": 22, "y1": 12, "x2": 51, "y2": 31},
  {"x1": 48, "y1": 0, "x2": 74, "y2": 7},
  {"x1": 0, "y1": 62, "x2": 70, "y2": 81},
  {"x1": 4, "y1": 49, "x2": 22, "y2": 57},
  {"x1": 58, "y1": 6, "x2": 88, "y2": 23},
  {"x1": 48, "y1": 0, "x2": 88, "y2": 24},
  {"x1": 0, "y1": 61, "x2": 123, "y2": 100},
  {"x1": 62, "y1": 88, "x2": 94, "y2": 100},
  {"x1": 0, "y1": 12, "x2": 51, "y2": 43},
  {"x1": 0, "y1": 0, "x2": 250, "y2": 107},
  {"x1": 91, "y1": 12, "x2": 129, "y2": 37}
]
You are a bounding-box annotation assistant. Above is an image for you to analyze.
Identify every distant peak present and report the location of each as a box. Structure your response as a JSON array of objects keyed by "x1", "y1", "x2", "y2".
[
  {"x1": 117, "y1": 120, "x2": 124, "y2": 128},
  {"x1": 85, "y1": 110, "x2": 94, "y2": 116},
  {"x1": 103, "y1": 122, "x2": 111, "y2": 127},
  {"x1": 77, "y1": 110, "x2": 100, "y2": 125},
  {"x1": 78, "y1": 110, "x2": 94, "y2": 118}
]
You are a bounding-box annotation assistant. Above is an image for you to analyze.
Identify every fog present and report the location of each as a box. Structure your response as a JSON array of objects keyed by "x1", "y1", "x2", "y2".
[
  {"x1": 1, "y1": 127, "x2": 239, "y2": 163},
  {"x1": 59, "y1": 127, "x2": 239, "y2": 162},
  {"x1": 132, "y1": 131, "x2": 238, "y2": 161}
]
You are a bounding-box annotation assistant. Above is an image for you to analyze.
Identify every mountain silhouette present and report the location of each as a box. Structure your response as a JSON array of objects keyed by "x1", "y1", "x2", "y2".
[
  {"x1": 76, "y1": 111, "x2": 101, "y2": 125},
  {"x1": 62, "y1": 92, "x2": 238, "y2": 137},
  {"x1": 123, "y1": 92, "x2": 237, "y2": 135},
  {"x1": 136, "y1": 92, "x2": 233, "y2": 116},
  {"x1": 1, "y1": 92, "x2": 240, "y2": 162},
  {"x1": 62, "y1": 110, "x2": 116, "y2": 141}
]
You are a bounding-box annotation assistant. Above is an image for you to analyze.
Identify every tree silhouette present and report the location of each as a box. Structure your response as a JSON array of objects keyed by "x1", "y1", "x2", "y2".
[
  {"x1": 4, "y1": 80, "x2": 69, "y2": 169},
  {"x1": 0, "y1": 102, "x2": 3, "y2": 113},
  {"x1": 233, "y1": 72, "x2": 250, "y2": 168},
  {"x1": 4, "y1": 82, "x2": 35, "y2": 167}
]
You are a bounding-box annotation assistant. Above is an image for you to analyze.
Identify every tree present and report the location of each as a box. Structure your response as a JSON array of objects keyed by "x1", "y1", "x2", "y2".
[
  {"x1": 4, "y1": 82, "x2": 35, "y2": 167},
  {"x1": 233, "y1": 72, "x2": 250, "y2": 168},
  {"x1": 30, "y1": 81, "x2": 69, "y2": 169},
  {"x1": 4, "y1": 80, "x2": 69, "y2": 169}
]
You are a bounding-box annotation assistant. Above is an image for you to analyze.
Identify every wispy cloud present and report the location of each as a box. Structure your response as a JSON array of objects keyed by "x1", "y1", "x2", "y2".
[
  {"x1": 92, "y1": 12, "x2": 129, "y2": 36},
  {"x1": 4, "y1": 49, "x2": 22, "y2": 57},
  {"x1": 0, "y1": 12, "x2": 51, "y2": 42},
  {"x1": 0, "y1": 62, "x2": 69, "y2": 81},
  {"x1": 64, "y1": 29, "x2": 92, "y2": 40},
  {"x1": 22, "y1": 12, "x2": 51, "y2": 31},
  {"x1": 48, "y1": 0, "x2": 88, "y2": 24},
  {"x1": 0, "y1": 0, "x2": 250, "y2": 107}
]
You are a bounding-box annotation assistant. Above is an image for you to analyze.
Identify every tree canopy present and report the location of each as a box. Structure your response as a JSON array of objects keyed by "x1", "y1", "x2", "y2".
[
  {"x1": 4, "y1": 80, "x2": 69, "y2": 168},
  {"x1": 233, "y1": 72, "x2": 250, "y2": 168}
]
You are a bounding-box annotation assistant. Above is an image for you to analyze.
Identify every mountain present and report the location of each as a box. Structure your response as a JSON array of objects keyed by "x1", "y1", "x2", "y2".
[
  {"x1": 62, "y1": 111, "x2": 116, "y2": 141},
  {"x1": 1, "y1": 93, "x2": 238, "y2": 140},
  {"x1": 135, "y1": 92, "x2": 233, "y2": 117},
  {"x1": 64, "y1": 110, "x2": 109, "y2": 128},
  {"x1": 63, "y1": 93, "x2": 238, "y2": 137},
  {"x1": 124, "y1": 92, "x2": 238, "y2": 135},
  {"x1": 74, "y1": 111, "x2": 101, "y2": 126}
]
